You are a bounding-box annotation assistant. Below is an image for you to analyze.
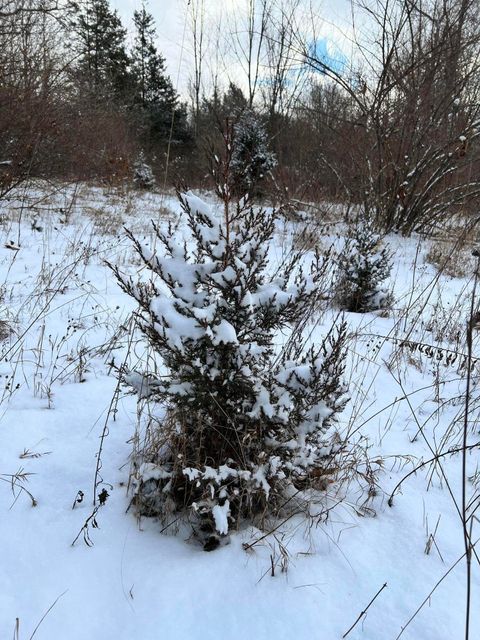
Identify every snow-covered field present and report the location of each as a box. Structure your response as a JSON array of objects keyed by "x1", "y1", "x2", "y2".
[{"x1": 0, "y1": 181, "x2": 479, "y2": 639}]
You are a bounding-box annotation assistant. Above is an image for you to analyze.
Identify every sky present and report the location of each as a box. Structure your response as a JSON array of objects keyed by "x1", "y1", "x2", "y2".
[
  {"x1": 111, "y1": 0, "x2": 354, "y2": 98},
  {"x1": 112, "y1": 0, "x2": 189, "y2": 79}
]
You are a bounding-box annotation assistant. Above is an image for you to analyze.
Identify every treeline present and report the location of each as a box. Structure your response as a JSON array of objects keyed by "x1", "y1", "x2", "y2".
[
  {"x1": 2, "y1": 0, "x2": 480, "y2": 233},
  {"x1": 0, "y1": 0, "x2": 192, "y2": 188}
]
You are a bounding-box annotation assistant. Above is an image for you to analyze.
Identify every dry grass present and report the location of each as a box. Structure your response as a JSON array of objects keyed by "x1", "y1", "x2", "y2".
[
  {"x1": 0, "y1": 319, "x2": 10, "y2": 341},
  {"x1": 83, "y1": 205, "x2": 124, "y2": 236},
  {"x1": 425, "y1": 239, "x2": 476, "y2": 278}
]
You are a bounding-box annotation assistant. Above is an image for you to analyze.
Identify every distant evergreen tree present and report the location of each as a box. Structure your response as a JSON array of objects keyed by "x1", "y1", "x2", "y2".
[
  {"x1": 221, "y1": 82, "x2": 248, "y2": 118},
  {"x1": 72, "y1": 0, "x2": 131, "y2": 99},
  {"x1": 195, "y1": 83, "x2": 249, "y2": 149},
  {"x1": 132, "y1": 5, "x2": 170, "y2": 108},
  {"x1": 131, "y1": 4, "x2": 190, "y2": 145},
  {"x1": 197, "y1": 83, "x2": 247, "y2": 135},
  {"x1": 133, "y1": 150, "x2": 155, "y2": 189},
  {"x1": 231, "y1": 110, "x2": 277, "y2": 195}
]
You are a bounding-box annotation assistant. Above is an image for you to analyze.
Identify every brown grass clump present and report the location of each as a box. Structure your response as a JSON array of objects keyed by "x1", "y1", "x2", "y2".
[
  {"x1": 425, "y1": 239, "x2": 476, "y2": 279},
  {"x1": 0, "y1": 319, "x2": 10, "y2": 341}
]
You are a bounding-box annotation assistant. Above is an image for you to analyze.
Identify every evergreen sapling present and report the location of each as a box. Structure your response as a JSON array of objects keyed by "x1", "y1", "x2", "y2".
[
  {"x1": 133, "y1": 151, "x2": 155, "y2": 189},
  {"x1": 112, "y1": 150, "x2": 348, "y2": 550},
  {"x1": 230, "y1": 110, "x2": 276, "y2": 195},
  {"x1": 335, "y1": 223, "x2": 393, "y2": 313}
]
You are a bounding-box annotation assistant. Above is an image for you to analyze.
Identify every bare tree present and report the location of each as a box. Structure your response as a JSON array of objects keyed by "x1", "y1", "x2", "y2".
[
  {"x1": 262, "y1": 0, "x2": 308, "y2": 123},
  {"x1": 189, "y1": 0, "x2": 205, "y2": 138},
  {"x1": 0, "y1": 0, "x2": 67, "y2": 21},
  {"x1": 227, "y1": 0, "x2": 270, "y2": 108},
  {"x1": 0, "y1": 0, "x2": 69, "y2": 194},
  {"x1": 0, "y1": 0, "x2": 137, "y2": 188},
  {"x1": 296, "y1": 0, "x2": 480, "y2": 233}
]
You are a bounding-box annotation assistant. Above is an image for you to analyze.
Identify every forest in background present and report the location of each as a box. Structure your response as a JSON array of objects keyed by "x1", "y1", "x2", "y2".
[{"x1": 2, "y1": 0, "x2": 480, "y2": 234}]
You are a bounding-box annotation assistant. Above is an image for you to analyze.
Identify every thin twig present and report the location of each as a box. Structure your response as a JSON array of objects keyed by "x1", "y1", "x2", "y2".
[
  {"x1": 461, "y1": 251, "x2": 479, "y2": 640},
  {"x1": 28, "y1": 590, "x2": 68, "y2": 640},
  {"x1": 388, "y1": 442, "x2": 480, "y2": 507},
  {"x1": 342, "y1": 582, "x2": 387, "y2": 638},
  {"x1": 396, "y1": 539, "x2": 479, "y2": 639}
]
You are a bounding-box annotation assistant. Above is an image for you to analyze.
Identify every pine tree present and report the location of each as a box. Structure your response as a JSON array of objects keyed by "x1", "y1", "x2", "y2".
[
  {"x1": 335, "y1": 223, "x2": 393, "y2": 313},
  {"x1": 133, "y1": 150, "x2": 155, "y2": 189},
  {"x1": 72, "y1": 0, "x2": 131, "y2": 99},
  {"x1": 131, "y1": 4, "x2": 189, "y2": 144},
  {"x1": 221, "y1": 82, "x2": 248, "y2": 117},
  {"x1": 231, "y1": 109, "x2": 277, "y2": 195},
  {"x1": 111, "y1": 135, "x2": 348, "y2": 550},
  {"x1": 195, "y1": 84, "x2": 249, "y2": 148}
]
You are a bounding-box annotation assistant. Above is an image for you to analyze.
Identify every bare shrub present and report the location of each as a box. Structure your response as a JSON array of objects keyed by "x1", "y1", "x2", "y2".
[{"x1": 299, "y1": 0, "x2": 480, "y2": 234}]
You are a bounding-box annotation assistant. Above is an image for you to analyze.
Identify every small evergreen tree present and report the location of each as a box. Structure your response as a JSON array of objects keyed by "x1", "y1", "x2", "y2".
[
  {"x1": 335, "y1": 223, "x2": 393, "y2": 313},
  {"x1": 231, "y1": 109, "x2": 277, "y2": 195},
  {"x1": 133, "y1": 150, "x2": 155, "y2": 189},
  {"x1": 112, "y1": 139, "x2": 348, "y2": 550}
]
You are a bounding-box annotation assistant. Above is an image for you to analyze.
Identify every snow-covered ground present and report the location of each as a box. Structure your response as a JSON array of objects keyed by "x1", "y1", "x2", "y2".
[{"x1": 0, "y1": 181, "x2": 479, "y2": 639}]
